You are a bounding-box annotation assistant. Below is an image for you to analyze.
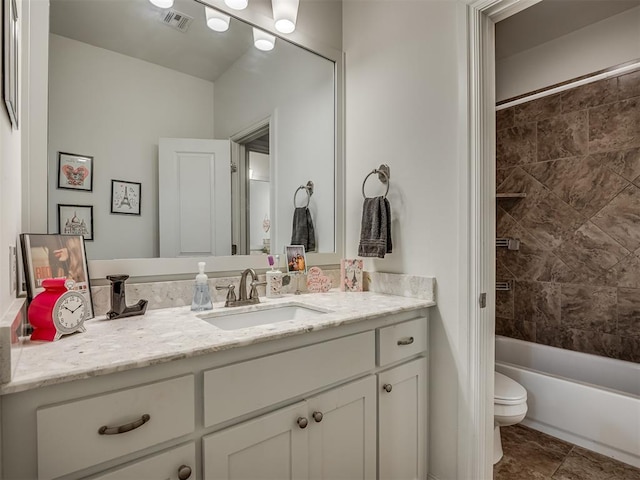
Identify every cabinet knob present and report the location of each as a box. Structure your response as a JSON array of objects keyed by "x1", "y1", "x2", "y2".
[
  {"x1": 383, "y1": 383, "x2": 393, "y2": 393},
  {"x1": 297, "y1": 416, "x2": 309, "y2": 429},
  {"x1": 312, "y1": 411, "x2": 323, "y2": 423},
  {"x1": 177, "y1": 464, "x2": 192, "y2": 480}
]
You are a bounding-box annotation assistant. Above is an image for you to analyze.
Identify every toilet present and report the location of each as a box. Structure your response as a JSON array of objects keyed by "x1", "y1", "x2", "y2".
[{"x1": 493, "y1": 371, "x2": 528, "y2": 464}]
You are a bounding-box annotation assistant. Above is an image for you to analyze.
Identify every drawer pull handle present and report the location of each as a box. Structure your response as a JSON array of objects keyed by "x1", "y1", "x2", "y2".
[
  {"x1": 397, "y1": 336, "x2": 414, "y2": 346},
  {"x1": 178, "y1": 464, "x2": 192, "y2": 480},
  {"x1": 297, "y1": 416, "x2": 309, "y2": 429},
  {"x1": 98, "y1": 413, "x2": 150, "y2": 435},
  {"x1": 383, "y1": 383, "x2": 393, "y2": 393},
  {"x1": 312, "y1": 411, "x2": 324, "y2": 423}
]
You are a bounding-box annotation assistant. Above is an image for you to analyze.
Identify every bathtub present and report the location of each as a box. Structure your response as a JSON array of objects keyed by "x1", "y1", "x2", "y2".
[{"x1": 495, "y1": 335, "x2": 640, "y2": 468}]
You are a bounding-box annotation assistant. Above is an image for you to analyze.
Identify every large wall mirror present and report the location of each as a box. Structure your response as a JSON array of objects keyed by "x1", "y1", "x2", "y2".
[{"x1": 42, "y1": 0, "x2": 340, "y2": 276}]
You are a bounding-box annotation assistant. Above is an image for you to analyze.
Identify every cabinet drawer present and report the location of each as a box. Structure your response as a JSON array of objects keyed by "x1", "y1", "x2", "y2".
[
  {"x1": 204, "y1": 331, "x2": 375, "y2": 427},
  {"x1": 86, "y1": 442, "x2": 196, "y2": 480},
  {"x1": 37, "y1": 375, "x2": 194, "y2": 480},
  {"x1": 377, "y1": 317, "x2": 427, "y2": 366}
]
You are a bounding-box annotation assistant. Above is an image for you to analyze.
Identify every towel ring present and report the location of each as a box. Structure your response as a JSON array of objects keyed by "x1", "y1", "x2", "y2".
[
  {"x1": 293, "y1": 181, "x2": 314, "y2": 208},
  {"x1": 362, "y1": 164, "x2": 390, "y2": 199}
]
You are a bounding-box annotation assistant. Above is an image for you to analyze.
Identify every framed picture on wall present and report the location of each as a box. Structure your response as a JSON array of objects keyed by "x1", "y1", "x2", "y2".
[
  {"x1": 111, "y1": 180, "x2": 141, "y2": 215},
  {"x1": 57, "y1": 152, "x2": 94, "y2": 191},
  {"x1": 3, "y1": 0, "x2": 19, "y2": 129},
  {"x1": 19, "y1": 233, "x2": 94, "y2": 318},
  {"x1": 58, "y1": 204, "x2": 94, "y2": 241}
]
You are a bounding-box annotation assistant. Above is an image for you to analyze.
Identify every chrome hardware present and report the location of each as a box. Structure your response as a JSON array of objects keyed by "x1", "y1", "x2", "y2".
[
  {"x1": 293, "y1": 181, "x2": 314, "y2": 208},
  {"x1": 383, "y1": 384, "x2": 393, "y2": 393},
  {"x1": 312, "y1": 411, "x2": 323, "y2": 423},
  {"x1": 98, "y1": 414, "x2": 150, "y2": 435},
  {"x1": 250, "y1": 279, "x2": 267, "y2": 300},
  {"x1": 397, "y1": 337, "x2": 414, "y2": 346},
  {"x1": 479, "y1": 293, "x2": 487, "y2": 308},
  {"x1": 362, "y1": 164, "x2": 390, "y2": 199},
  {"x1": 297, "y1": 417, "x2": 309, "y2": 429},
  {"x1": 496, "y1": 281, "x2": 512, "y2": 291},
  {"x1": 215, "y1": 284, "x2": 237, "y2": 307},
  {"x1": 496, "y1": 237, "x2": 520, "y2": 250},
  {"x1": 177, "y1": 465, "x2": 192, "y2": 480}
]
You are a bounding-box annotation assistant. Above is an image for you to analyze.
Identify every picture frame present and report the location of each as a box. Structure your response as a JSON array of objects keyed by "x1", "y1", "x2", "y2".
[
  {"x1": 3, "y1": 0, "x2": 18, "y2": 129},
  {"x1": 340, "y1": 258, "x2": 363, "y2": 292},
  {"x1": 285, "y1": 245, "x2": 307, "y2": 274},
  {"x1": 58, "y1": 204, "x2": 94, "y2": 241},
  {"x1": 57, "y1": 152, "x2": 94, "y2": 191},
  {"x1": 111, "y1": 179, "x2": 141, "y2": 215},
  {"x1": 19, "y1": 234, "x2": 94, "y2": 318}
]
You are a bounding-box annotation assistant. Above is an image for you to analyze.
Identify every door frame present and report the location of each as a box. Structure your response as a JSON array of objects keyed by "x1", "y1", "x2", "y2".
[{"x1": 460, "y1": 0, "x2": 541, "y2": 478}]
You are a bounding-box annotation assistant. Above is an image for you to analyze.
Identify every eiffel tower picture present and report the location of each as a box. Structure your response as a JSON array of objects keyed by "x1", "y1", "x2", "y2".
[
  {"x1": 119, "y1": 187, "x2": 131, "y2": 208},
  {"x1": 111, "y1": 180, "x2": 141, "y2": 215}
]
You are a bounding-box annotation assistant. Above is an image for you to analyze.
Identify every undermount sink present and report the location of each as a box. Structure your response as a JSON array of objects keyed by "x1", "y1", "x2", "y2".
[{"x1": 198, "y1": 303, "x2": 330, "y2": 331}]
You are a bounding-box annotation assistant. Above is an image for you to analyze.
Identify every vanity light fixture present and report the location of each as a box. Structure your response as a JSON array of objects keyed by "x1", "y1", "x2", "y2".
[
  {"x1": 149, "y1": 0, "x2": 174, "y2": 8},
  {"x1": 253, "y1": 28, "x2": 276, "y2": 51},
  {"x1": 205, "y1": 7, "x2": 230, "y2": 32},
  {"x1": 224, "y1": 0, "x2": 248, "y2": 11},
  {"x1": 272, "y1": 0, "x2": 299, "y2": 34}
]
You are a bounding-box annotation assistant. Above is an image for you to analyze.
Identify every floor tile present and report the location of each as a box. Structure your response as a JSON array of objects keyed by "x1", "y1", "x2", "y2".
[{"x1": 552, "y1": 447, "x2": 640, "y2": 480}]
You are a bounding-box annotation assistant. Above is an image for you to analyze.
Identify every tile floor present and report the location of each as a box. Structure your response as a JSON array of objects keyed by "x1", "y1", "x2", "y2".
[{"x1": 494, "y1": 424, "x2": 640, "y2": 479}]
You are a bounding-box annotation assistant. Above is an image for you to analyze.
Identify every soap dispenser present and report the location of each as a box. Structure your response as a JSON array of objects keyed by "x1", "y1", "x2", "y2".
[
  {"x1": 191, "y1": 262, "x2": 213, "y2": 311},
  {"x1": 266, "y1": 255, "x2": 283, "y2": 298}
]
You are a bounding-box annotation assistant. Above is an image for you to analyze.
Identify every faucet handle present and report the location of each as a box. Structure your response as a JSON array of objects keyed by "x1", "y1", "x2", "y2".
[
  {"x1": 216, "y1": 284, "x2": 237, "y2": 306},
  {"x1": 249, "y1": 280, "x2": 267, "y2": 300}
]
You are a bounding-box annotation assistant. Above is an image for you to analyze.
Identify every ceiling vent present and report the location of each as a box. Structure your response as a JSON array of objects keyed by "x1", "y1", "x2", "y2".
[{"x1": 159, "y1": 9, "x2": 194, "y2": 33}]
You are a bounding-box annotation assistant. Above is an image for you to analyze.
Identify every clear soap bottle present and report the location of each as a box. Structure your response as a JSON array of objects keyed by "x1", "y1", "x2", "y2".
[{"x1": 191, "y1": 262, "x2": 213, "y2": 311}]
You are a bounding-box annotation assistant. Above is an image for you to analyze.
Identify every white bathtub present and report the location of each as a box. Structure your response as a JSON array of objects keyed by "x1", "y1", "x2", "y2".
[{"x1": 495, "y1": 335, "x2": 640, "y2": 468}]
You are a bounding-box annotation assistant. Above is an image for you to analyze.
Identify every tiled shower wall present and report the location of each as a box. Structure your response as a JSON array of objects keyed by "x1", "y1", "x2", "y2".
[{"x1": 495, "y1": 68, "x2": 640, "y2": 363}]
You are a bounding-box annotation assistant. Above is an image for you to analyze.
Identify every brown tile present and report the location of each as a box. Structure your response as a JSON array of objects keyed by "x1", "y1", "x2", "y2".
[
  {"x1": 499, "y1": 425, "x2": 573, "y2": 477},
  {"x1": 561, "y1": 78, "x2": 618, "y2": 113},
  {"x1": 497, "y1": 168, "x2": 549, "y2": 220},
  {"x1": 537, "y1": 110, "x2": 588, "y2": 161},
  {"x1": 618, "y1": 69, "x2": 640, "y2": 101},
  {"x1": 495, "y1": 317, "x2": 535, "y2": 342},
  {"x1": 494, "y1": 455, "x2": 550, "y2": 480},
  {"x1": 497, "y1": 124, "x2": 537, "y2": 168},
  {"x1": 618, "y1": 287, "x2": 640, "y2": 338},
  {"x1": 496, "y1": 289, "x2": 514, "y2": 320},
  {"x1": 514, "y1": 281, "x2": 561, "y2": 326},
  {"x1": 497, "y1": 107, "x2": 515, "y2": 131},
  {"x1": 595, "y1": 147, "x2": 640, "y2": 184},
  {"x1": 620, "y1": 335, "x2": 640, "y2": 363},
  {"x1": 553, "y1": 446, "x2": 640, "y2": 480},
  {"x1": 561, "y1": 284, "x2": 617, "y2": 333},
  {"x1": 592, "y1": 185, "x2": 640, "y2": 251},
  {"x1": 524, "y1": 156, "x2": 629, "y2": 216},
  {"x1": 514, "y1": 93, "x2": 562, "y2": 124},
  {"x1": 536, "y1": 325, "x2": 571, "y2": 349},
  {"x1": 589, "y1": 98, "x2": 640, "y2": 153},
  {"x1": 607, "y1": 254, "x2": 640, "y2": 289},
  {"x1": 496, "y1": 168, "x2": 514, "y2": 189},
  {"x1": 562, "y1": 328, "x2": 622, "y2": 358},
  {"x1": 555, "y1": 222, "x2": 631, "y2": 282}
]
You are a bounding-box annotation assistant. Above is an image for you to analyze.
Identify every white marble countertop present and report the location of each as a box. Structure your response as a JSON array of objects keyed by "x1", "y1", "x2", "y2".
[{"x1": 1, "y1": 291, "x2": 434, "y2": 395}]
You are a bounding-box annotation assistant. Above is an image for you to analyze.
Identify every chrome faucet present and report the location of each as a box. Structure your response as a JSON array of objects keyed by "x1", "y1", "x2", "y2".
[{"x1": 216, "y1": 269, "x2": 266, "y2": 307}]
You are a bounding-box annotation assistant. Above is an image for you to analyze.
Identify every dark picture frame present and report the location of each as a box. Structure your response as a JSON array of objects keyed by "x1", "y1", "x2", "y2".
[
  {"x1": 3, "y1": 0, "x2": 18, "y2": 129},
  {"x1": 285, "y1": 245, "x2": 307, "y2": 274},
  {"x1": 19, "y1": 233, "x2": 94, "y2": 318},
  {"x1": 57, "y1": 152, "x2": 94, "y2": 191},
  {"x1": 58, "y1": 204, "x2": 94, "y2": 241},
  {"x1": 111, "y1": 179, "x2": 141, "y2": 215}
]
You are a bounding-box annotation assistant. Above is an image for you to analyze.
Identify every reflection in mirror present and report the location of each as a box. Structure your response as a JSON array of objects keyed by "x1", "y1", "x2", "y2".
[{"x1": 46, "y1": 0, "x2": 336, "y2": 261}]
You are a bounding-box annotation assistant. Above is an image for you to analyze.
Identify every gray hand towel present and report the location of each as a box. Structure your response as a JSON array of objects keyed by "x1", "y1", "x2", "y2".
[
  {"x1": 291, "y1": 207, "x2": 316, "y2": 252},
  {"x1": 358, "y1": 196, "x2": 392, "y2": 258}
]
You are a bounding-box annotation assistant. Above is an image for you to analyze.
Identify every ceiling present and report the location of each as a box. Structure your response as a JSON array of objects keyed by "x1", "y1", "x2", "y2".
[
  {"x1": 50, "y1": 0, "x2": 255, "y2": 82},
  {"x1": 496, "y1": 0, "x2": 640, "y2": 60}
]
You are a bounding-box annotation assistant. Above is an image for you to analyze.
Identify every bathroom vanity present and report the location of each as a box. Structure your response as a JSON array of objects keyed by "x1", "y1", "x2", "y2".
[{"x1": 0, "y1": 292, "x2": 433, "y2": 480}]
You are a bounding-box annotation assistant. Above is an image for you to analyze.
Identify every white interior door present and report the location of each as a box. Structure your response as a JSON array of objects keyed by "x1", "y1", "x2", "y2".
[{"x1": 159, "y1": 138, "x2": 231, "y2": 257}]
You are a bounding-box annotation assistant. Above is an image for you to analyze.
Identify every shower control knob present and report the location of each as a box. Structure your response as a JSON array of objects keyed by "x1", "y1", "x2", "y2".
[{"x1": 383, "y1": 383, "x2": 393, "y2": 393}]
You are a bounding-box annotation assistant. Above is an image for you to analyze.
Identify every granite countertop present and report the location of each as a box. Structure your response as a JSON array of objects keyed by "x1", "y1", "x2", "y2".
[{"x1": 1, "y1": 291, "x2": 434, "y2": 395}]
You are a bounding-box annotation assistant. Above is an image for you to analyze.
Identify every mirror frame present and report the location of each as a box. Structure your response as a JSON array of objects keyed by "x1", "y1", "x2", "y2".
[{"x1": 23, "y1": 0, "x2": 345, "y2": 281}]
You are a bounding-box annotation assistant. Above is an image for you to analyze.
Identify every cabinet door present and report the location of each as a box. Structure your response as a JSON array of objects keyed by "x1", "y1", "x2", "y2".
[
  {"x1": 378, "y1": 358, "x2": 427, "y2": 480},
  {"x1": 307, "y1": 376, "x2": 377, "y2": 480},
  {"x1": 203, "y1": 402, "x2": 309, "y2": 480}
]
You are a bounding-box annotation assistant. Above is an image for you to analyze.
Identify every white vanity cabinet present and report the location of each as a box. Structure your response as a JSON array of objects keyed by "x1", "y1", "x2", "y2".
[{"x1": 0, "y1": 309, "x2": 429, "y2": 480}]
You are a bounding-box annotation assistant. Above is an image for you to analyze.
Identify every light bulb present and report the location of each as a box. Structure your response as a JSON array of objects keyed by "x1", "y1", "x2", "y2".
[
  {"x1": 149, "y1": 0, "x2": 174, "y2": 8},
  {"x1": 205, "y1": 7, "x2": 230, "y2": 32},
  {"x1": 224, "y1": 0, "x2": 248, "y2": 10},
  {"x1": 272, "y1": 0, "x2": 298, "y2": 34},
  {"x1": 253, "y1": 28, "x2": 275, "y2": 51}
]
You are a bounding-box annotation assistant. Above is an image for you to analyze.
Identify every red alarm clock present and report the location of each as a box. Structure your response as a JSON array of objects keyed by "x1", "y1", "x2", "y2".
[{"x1": 29, "y1": 278, "x2": 89, "y2": 341}]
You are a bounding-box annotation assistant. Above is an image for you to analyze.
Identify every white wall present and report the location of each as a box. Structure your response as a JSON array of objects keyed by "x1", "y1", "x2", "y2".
[
  {"x1": 213, "y1": 42, "x2": 335, "y2": 255},
  {"x1": 343, "y1": 1, "x2": 462, "y2": 478},
  {"x1": 496, "y1": 5, "x2": 640, "y2": 101},
  {"x1": 47, "y1": 34, "x2": 215, "y2": 259}
]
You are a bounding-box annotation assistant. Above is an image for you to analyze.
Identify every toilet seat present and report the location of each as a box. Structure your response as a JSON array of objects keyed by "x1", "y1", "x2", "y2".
[{"x1": 495, "y1": 371, "x2": 527, "y2": 405}]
